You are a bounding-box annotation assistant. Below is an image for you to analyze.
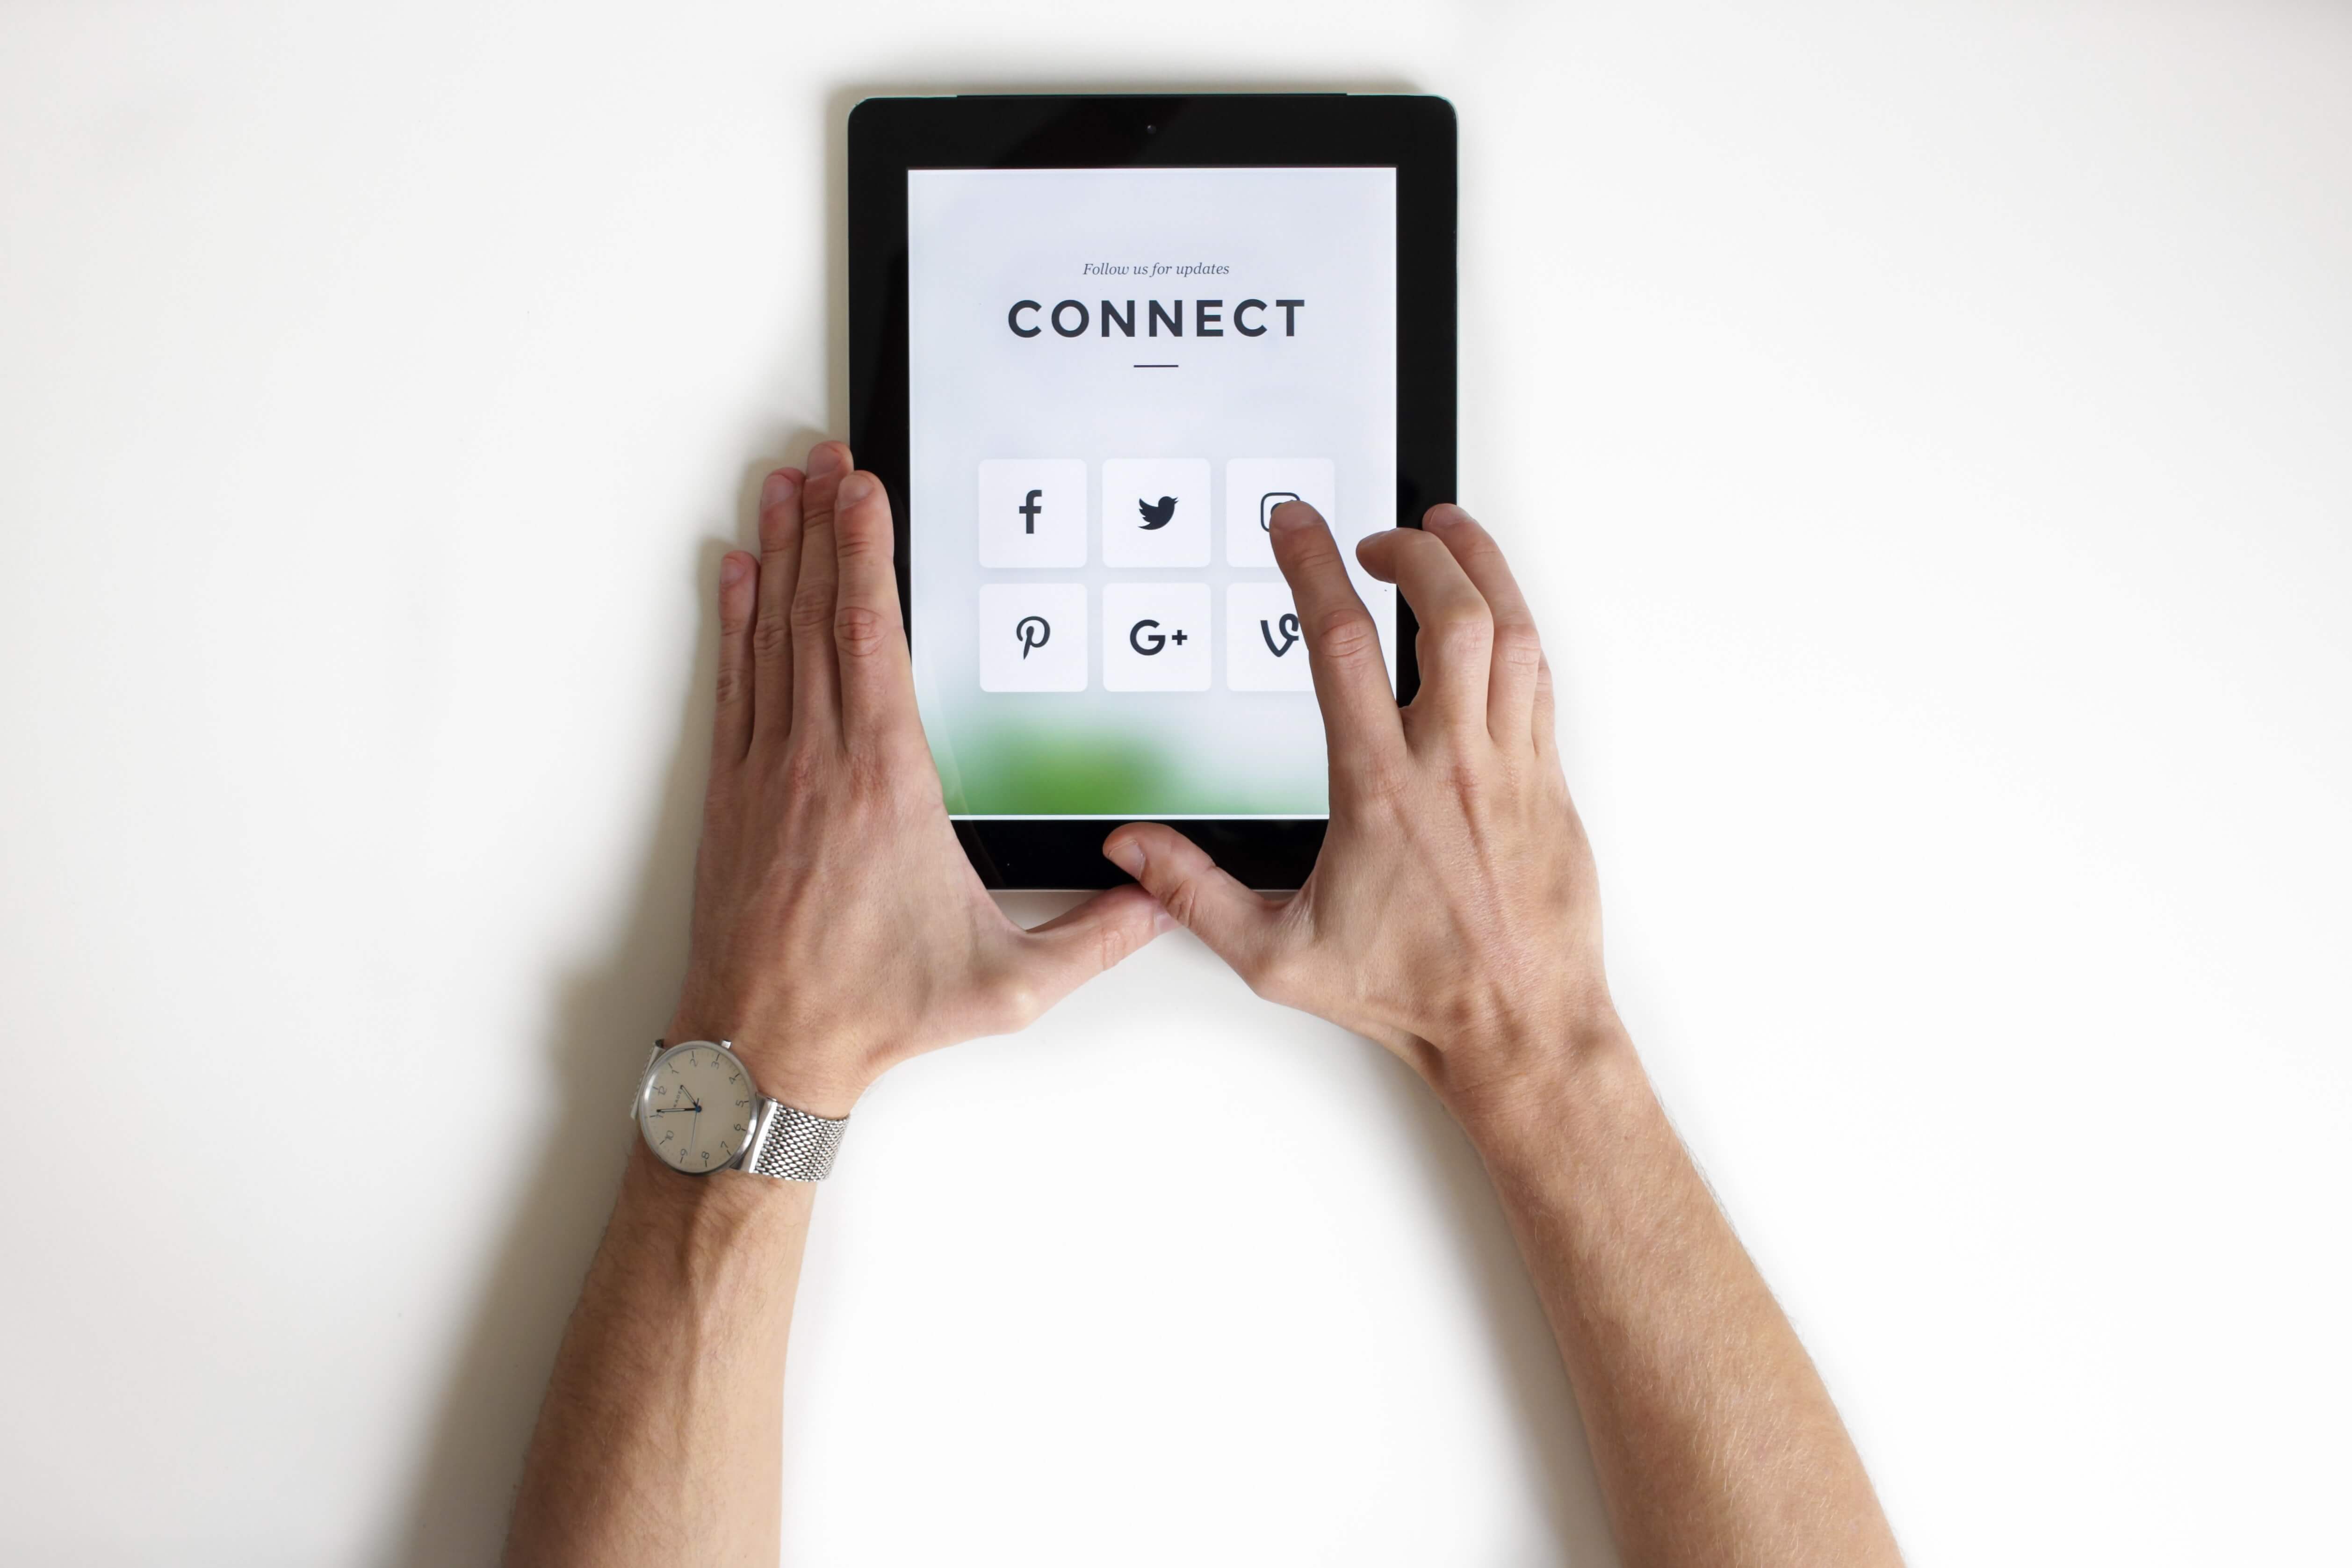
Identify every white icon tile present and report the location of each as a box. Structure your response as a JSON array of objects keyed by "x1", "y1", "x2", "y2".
[
  {"x1": 1103, "y1": 582, "x2": 1211, "y2": 692},
  {"x1": 1226, "y1": 581, "x2": 1315, "y2": 692},
  {"x1": 1225, "y1": 458, "x2": 1336, "y2": 567},
  {"x1": 1102, "y1": 458, "x2": 1211, "y2": 569},
  {"x1": 977, "y1": 459, "x2": 1088, "y2": 569},
  {"x1": 978, "y1": 583, "x2": 1087, "y2": 692}
]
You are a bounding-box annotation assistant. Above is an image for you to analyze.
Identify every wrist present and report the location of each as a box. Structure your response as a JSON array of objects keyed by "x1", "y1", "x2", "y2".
[
  {"x1": 662, "y1": 1004, "x2": 869, "y2": 1120},
  {"x1": 1430, "y1": 1004, "x2": 1649, "y2": 1149}
]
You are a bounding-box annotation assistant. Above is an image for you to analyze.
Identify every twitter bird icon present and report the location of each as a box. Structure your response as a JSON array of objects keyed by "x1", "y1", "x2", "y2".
[{"x1": 1102, "y1": 460, "x2": 1208, "y2": 567}]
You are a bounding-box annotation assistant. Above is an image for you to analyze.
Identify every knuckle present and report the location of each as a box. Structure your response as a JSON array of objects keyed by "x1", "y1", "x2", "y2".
[
  {"x1": 1313, "y1": 607, "x2": 1379, "y2": 663},
  {"x1": 1458, "y1": 532, "x2": 1507, "y2": 572},
  {"x1": 1493, "y1": 619, "x2": 1544, "y2": 673},
  {"x1": 834, "y1": 520, "x2": 891, "y2": 562},
  {"x1": 780, "y1": 742, "x2": 829, "y2": 796},
  {"x1": 1444, "y1": 755, "x2": 1492, "y2": 802},
  {"x1": 788, "y1": 591, "x2": 833, "y2": 635},
  {"x1": 1426, "y1": 608, "x2": 1493, "y2": 661},
  {"x1": 750, "y1": 615, "x2": 793, "y2": 662},
  {"x1": 1429, "y1": 598, "x2": 1493, "y2": 637},
  {"x1": 833, "y1": 602, "x2": 891, "y2": 657},
  {"x1": 1159, "y1": 874, "x2": 1209, "y2": 932},
  {"x1": 713, "y1": 664, "x2": 749, "y2": 708}
]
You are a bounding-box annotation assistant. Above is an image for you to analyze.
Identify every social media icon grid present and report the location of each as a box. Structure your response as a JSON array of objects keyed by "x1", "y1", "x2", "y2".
[{"x1": 974, "y1": 458, "x2": 1332, "y2": 692}]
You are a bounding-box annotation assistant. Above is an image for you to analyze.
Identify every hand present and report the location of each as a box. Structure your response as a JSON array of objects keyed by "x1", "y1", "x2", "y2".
[
  {"x1": 1104, "y1": 501, "x2": 1615, "y2": 1116},
  {"x1": 670, "y1": 441, "x2": 1168, "y2": 1117}
]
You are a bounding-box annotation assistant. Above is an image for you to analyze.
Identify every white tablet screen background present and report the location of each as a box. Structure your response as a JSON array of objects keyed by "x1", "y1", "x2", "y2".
[{"x1": 907, "y1": 166, "x2": 1397, "y2": 817}]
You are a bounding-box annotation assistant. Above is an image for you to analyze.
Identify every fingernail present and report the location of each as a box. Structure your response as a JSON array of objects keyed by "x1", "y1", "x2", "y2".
[
  {"x1": 1104, "y1": 837, "x2": 1145, "y2": 877},
  {"x1": 1270, "y1": 499, "x2": 1314, "y2": 532},
  {"x1": 760, "y1": 470, "x2": 798, "y2": 510},
  {"x1": 1425, "y1": 504, "x2": 1468, "y2": 530},
  {"x1": 837, "y1": 472, "x2": 875, "y2": 505},
  {"x1": 808, "y1": 442, "x2": 848, "y2": 477},
  {"x1": 1151, "y1": 906, "x2": 1178, "y2": 934},
  {"x1": 719, "y1": 552, "x2": 750, "y2": 587}
]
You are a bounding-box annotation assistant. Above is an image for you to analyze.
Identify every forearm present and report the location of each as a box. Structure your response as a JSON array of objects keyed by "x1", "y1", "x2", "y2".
[
  {"x1": 505, "y1": 1145, "x2": 814, "y2": 1567},
  {"x1": 1448, "y1": 1019, "x2": 1900, "y2": 1568}
]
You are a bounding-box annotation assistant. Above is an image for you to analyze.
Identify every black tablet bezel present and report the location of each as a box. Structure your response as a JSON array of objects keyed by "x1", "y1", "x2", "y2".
[{"x1": 848, "y1": 93, "x2": 1456, "y2": 889}]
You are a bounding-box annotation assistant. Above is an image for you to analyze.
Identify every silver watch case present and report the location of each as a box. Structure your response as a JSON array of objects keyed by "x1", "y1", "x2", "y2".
[{"x1": 633, "y1": 1039, "x2": 846, "y2": 1182}]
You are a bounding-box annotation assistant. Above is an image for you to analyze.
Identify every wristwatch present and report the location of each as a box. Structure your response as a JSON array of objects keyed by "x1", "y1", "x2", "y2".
[{"x1": 632, "y1": 1039, "x2": 848, "y2": 1182}]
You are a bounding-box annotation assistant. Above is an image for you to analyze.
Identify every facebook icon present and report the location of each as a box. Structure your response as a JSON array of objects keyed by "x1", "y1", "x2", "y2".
[{"x1": 977, "y1": 459, "x2": 1086, "y2": 569}]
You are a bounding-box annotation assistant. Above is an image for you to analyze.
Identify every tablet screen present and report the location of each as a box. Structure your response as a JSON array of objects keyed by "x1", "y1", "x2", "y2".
[{"x1": 906, "y1": 166, "x2": 1398, "y2": 819}]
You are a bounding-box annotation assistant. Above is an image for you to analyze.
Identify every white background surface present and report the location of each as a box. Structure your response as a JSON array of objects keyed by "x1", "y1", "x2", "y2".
[{"x1": 2, "y1": 3, "x2": 2346, "y2": 1563}]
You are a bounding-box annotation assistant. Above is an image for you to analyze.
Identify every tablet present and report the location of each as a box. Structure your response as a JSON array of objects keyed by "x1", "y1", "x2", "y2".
[{"x1": 848, "y1": 94, "x2": 1455, "y2": 889}]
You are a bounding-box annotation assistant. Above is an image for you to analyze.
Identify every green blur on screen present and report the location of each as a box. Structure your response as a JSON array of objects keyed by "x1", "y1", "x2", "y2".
[{"x1": 938, "y1": 716, "x2": 1327, "y2": 817}]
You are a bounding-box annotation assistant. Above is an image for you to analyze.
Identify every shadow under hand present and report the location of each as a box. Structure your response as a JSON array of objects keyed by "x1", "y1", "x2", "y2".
[{"x1": 390, "y1": 452, "x2": 808, "y2": 1564}]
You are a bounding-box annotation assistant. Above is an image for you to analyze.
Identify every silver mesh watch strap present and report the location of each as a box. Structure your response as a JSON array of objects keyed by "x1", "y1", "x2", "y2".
[{"x1": 742, "y1": 1098, "x2": 849, "y2": 1182}]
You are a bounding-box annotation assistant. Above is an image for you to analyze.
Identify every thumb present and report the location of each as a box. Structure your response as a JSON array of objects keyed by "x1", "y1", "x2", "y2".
[
  {"x1": 1009, "y1": 882, "x2": 1171, "y2": 1015},
  {"x1": 1102, "y1": 824, "x2": 1281, "y2": 972}
]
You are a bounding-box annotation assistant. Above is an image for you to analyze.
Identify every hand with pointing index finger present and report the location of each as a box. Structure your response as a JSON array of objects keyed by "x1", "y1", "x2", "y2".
[{"x1": 1104, "y1": 499, "x2": 1616, "y2": 1117}]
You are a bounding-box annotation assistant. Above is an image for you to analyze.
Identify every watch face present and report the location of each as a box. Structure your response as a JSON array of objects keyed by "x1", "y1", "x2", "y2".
[{"x1": 638, "y1": 1042, "x2": 758, "y2": 1174}]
